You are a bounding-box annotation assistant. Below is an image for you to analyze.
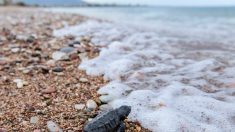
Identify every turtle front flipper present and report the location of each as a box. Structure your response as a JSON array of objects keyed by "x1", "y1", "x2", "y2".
[{"x1": 117, "y1": 121, "x2": 125, "y2": 132}]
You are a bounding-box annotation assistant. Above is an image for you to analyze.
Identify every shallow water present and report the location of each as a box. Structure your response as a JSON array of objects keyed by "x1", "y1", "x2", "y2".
[{"x1": 52, "y1": 7, "x2": 235, "y2": 132}]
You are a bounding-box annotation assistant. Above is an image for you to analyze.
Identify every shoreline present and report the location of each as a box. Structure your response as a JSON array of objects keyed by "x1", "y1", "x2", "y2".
[
  {"x1": 51, "y1": 6, "x2": 235, "y2": 132},
  {"x1": 0, "y1": 7, "x2": 149, "y2": 131}
]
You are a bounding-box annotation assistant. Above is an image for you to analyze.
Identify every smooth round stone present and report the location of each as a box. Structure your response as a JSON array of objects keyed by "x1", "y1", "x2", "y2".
[
  {"x1": 86, "y1": 99, "x2": 98, "y2": 110},
  {"x1": 46, "y1": 60, "x2": 56, "y2": 67},
  {"x1": 59, "y1": 47, "x2": 75, "y2": 54},
  {"x1": 78, "y1": 53, "x2": 88, "y2": 61},
  {"x1": 99, "y1": 104, "x2": 112, "y2": 111},
  {"x1": 74, "y1": 104, "x2": 85, "y2": 110},
  {"x1": 30, "y1": 116, "x2": 39, "y2": 124},
  {"x1": 52, "y1": 51, "x2": 66, "y2": 61},
  {"x1": 17, "y1": 81, "x2": 24, "y2": 88},
  {"x1": 79, "y1": 78, "x2": 89, "y2": 83},
  {"x1": 41, "y1": 87, "x2": 56, "y2": 94},
  {"x1": 99, "y1": 95, "x2": 113, "y2": 104},
  {"x1": 13, "y1": 79, "x2": 25, "y2": 88},
  {"x1": 52, "y1": 67, "x2": 64, "y2": 72},
  {"x1": 26, "y1": 36, "x2": 35, "y2": 43},
  {"x1": 47, "y1": 121, "x2": 62, "y2": 132},
  {"x1": 11, "y1": 48, "x2": 20, "y2": 53},
  {"x1": 23, "y1": 69, "x2": 31, "y2": 74}
]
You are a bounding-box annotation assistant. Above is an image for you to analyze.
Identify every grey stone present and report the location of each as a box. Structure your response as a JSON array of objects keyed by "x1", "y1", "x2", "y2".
[
  {"x1": 86, "y1": 99, "x2": 97, "y2": 110},
  {"x1": 30, "y1": 116, "x2": 39, "y2": 124},
  {"x1": 52, "y1": 67, "x2": 64, "y2": 72},
  {"x1": 99, "y1": 104, "x2": 112, "y2": 111},
  {"x1": 60, "y1": 47, "x2": 75, "y2": 54}
]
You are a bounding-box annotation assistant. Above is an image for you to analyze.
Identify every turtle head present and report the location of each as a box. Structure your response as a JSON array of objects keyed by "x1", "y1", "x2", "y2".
[{"x1": 117, "y1": 105, "x2": 131, "y2": 120}]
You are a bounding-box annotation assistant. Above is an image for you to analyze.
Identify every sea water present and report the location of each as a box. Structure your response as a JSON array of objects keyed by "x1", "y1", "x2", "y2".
[{"x1": 51, "y1": 7, "x2": 235, "y2": 132}]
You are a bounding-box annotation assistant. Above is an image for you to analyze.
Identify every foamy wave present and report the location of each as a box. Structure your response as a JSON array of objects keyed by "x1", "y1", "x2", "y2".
[{"x1": 54, "y1": 20, "x2": 235, "y2": 132}]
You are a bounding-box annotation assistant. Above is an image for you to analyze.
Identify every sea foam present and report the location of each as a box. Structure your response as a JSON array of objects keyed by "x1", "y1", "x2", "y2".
[{"x1": 54, "y1": 20, "x2": 235, "y2": 132}]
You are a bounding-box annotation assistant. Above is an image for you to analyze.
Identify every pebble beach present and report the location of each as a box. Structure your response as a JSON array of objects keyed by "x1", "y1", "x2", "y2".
[
  {"x1": 0, "y1": 7, "x2": 149, "y2": 132},
  {"x1": 1, "y1": 6, "x2": 235, "y2": 132}
]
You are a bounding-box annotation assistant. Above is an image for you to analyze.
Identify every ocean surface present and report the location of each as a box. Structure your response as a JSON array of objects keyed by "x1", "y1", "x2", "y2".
[{"x1": 50, "y1": 7, "x2": 235, "y2": 132}]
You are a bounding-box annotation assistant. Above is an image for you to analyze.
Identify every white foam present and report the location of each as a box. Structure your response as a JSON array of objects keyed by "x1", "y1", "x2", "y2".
[{"x1": 54, "y1": 20, "x2": 235, "y2": 132}]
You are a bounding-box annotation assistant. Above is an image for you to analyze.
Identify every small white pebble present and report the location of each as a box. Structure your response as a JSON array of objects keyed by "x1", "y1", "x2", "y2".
[
  {"x1": 86, "y1": 99, "x2": 97, "y2": 110},
  {"x1": 17, "y1": 81, "x2": 24, "y2": 88},
  {"x1": 47, "y1": 121, "x2": 63, "y2": 132},
  {"x1": 88, "y1": 118, "x2": 93, "y2": 121},
  {"x1": 74, "y1": 104, "x2": 85, "y2": 110},
  {"x1": 79, "y1": 78, "x2": 89, "y2": 83}
]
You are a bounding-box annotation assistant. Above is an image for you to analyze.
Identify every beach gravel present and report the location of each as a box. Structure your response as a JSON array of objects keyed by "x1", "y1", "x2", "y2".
[{"x1": 0, "y1": 7, "x2": 150, "y2": 132}]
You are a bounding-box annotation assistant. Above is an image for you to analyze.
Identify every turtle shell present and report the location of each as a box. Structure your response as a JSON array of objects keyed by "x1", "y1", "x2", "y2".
[{"x1": 84, "y1": 109, "x2": 121, "y2": 132}]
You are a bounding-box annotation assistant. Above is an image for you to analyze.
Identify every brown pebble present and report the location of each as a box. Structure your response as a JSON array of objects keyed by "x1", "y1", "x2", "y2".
[
  {"x1": 69, "y1": 53, "x2": 79, "y2": 60},
  {"x1": 41, "y1": 87, "x2": 56, "y2": 94},
  {"x1": 33, "y1": 130, "x2": 41, "y2": 132}
]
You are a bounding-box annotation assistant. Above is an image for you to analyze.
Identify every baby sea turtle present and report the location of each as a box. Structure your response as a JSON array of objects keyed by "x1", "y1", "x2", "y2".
[{"x1": 84, "y1": 105, "x2": 131, "y2": 132}]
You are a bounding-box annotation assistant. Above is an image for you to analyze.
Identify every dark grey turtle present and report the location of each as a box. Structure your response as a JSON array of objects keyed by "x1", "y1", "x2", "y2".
[{"x1": 84, "y1": 105, "x2": 131, "y2": 132}]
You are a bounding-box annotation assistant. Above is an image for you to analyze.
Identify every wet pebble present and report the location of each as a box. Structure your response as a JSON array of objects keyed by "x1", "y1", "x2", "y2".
[
  {"x1": 47, "y1": 121, "x2": 62, "y2": 132},
  {"x1": 26, "y1": 35, "x2": 35, "y2": 43},
  {"x1": 68, "y1": 41, "x2": 80, "y2": 47},
  {"x1": 60, "y1": 47, "x2": 75, "y2": 54},
  {"x1": 86, "y1": 99, "x2": 98, "y2": 110},
  {"x1": 99, "y1": 95, "x2": 114, "y2": 104},
  {"x1": 52, "y1": 66, "x2": 64, "y2": 72}
]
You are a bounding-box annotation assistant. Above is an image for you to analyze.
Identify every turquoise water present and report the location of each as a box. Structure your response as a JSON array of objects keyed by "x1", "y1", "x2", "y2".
[
  {"x1": 50, "y1": 6, "x2": 235, "y2": 24},
  {"x1": 50, "y1": 7, "x2": 235, "y2": 44}
]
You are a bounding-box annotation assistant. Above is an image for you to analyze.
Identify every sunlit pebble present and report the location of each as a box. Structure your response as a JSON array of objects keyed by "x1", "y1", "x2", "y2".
[
  {"x1": 33, "y1": 129, "x2": 41, "y2": 132},
  {"x1": 13, "y1": 79, "x2": 28, "y2": 88},
  {"x1": 52, "y1": 51, "x2": 66, "y2": 61},
  {"x1": 11, "y1": 48, "x2": 20, "y2": 53},
  {"x1": 79, "y1": 78, "x2": 89, "y2": 83},
  {"x1": 21, "y1": 121, "x2": 28, "y2": 126},
  {"x1": 30, "y1": 116, "x2": 39, "y2": 124},
  {"x1": 88, "y1": 118, "x2": 93, "y2": 121},
  {"x1": 47, "y1": 121, "x2": 63, "y2": 132},
  {"x1": 41, "y1": 87, "x2": 56, "y2": 94},
  {"x1": 74, "y1": 104, "x2": 85, "y2": 110},
  {"x1": 46, "y1": 60, "x2": 56, "y2": 67},
  {"x1": 86, "y1": 99, "x2": 98, "y2": 110}
]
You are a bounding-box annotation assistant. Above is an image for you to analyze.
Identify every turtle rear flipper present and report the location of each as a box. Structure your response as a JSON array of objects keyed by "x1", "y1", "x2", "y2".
[{"x1": 117, "y1": 121, "x2": 125, "y2": 132}]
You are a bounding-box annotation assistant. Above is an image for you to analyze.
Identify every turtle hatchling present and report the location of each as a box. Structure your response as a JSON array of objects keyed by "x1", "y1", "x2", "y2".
[{"x1": 84, "y1": 105, "x2": 131, "y2": 132}]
